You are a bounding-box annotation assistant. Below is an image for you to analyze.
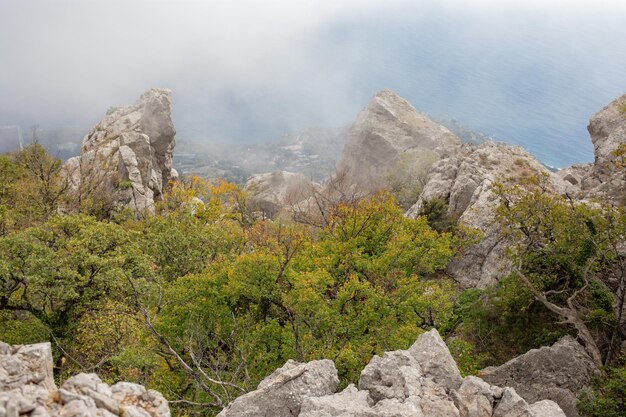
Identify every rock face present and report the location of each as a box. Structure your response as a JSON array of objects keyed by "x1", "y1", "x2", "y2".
[
  {"x1": 557, "y1": 93, "x2": 626, "y2": 204},
  {"x1": 218, "y1": 329, "x2": 567, "y2": 417},
  {"x1": 408, "y1": 329, "x2": 463, "y2": 392},
  {"x1": 0, "y1": 341, "x2": 170, "y2": 417},
  {"x1": 406, "y1": 141, "x2": 573, "y2": 288},
  {"x1": 336, "y1": 90, "x2": 461, "y2": 194},
  {"x1": 63, "y1": 88, "x2": 176, "y2": 214},
  {"x1": 480, "y1": 336, "x2": 597, "y2": 417},
  {"x1": 245, "y1": 171, "x2": 320, "y2": 219},
  {"x1": 217, "y1": 359, "x2": 339, "y2": 417}
]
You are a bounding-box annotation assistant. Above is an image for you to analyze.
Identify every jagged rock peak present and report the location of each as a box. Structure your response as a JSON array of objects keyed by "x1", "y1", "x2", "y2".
[
  {"x1": 63, "y1": 88, "x2": 177, "y2": 214},
  {"x1": 218, "y1": 329, "x2": 567, "y2": 417},
  {"x1": 557, "y1": 93, "x2": 626, "y2": 204},
  {"x1": 588, "y1": 92, "x2": 626, "y2": 167},
  {"x1": 355, "y1": 89, "x2": 460, "y2": 151},
  {"x1": 335, "y1": 89, "x2": 461, "y2": 194},
  {"x1": 0, "y1": 340, "x2": 170, "y2": 417}
]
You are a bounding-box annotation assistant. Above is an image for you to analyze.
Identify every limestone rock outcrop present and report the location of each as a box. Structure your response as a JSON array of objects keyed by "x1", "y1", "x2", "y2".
[
  {"x1": 216, "y1": 359, "x2": 339, "y2": 417},
  {"x1": 218, "y1": 329, "x2": 567, "y2": 417},
  {"x1": 408, "y1": 328, "x2": 463, "y2": 392},
  {"x1": 63, "y1": 88, "x2": 176, "y2": 214},
  {"x1": 480, "y1": 336, "x2": 597, "y2": 417},
  {"x1": 406, "y1": 142, "x2": 573, "y2": 288},
  {"x1": 557, "y1": 93, "x2": 626, "y2": 204},
  {"x1": 336, "y1": 90, "x2": 461, "y2": 194},
  {"x1": 245, "y1": 171, "x2": 320, "y2": 219},
  {"x1": 0, "y1": 341, "x2": 170, "y2": 417}
]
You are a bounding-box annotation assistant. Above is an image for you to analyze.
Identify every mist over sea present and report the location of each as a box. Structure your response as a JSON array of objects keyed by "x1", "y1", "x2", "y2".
[{"x1": 2, "y1": 1, "x2": 626, "y2": 168}]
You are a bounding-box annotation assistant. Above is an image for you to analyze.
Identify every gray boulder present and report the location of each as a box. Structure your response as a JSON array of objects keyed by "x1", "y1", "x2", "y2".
[
  {"x1": 408, "y1": 328, "x2": 462, "y2": 392},
  {"x1": 480, "y1": 336, "x2": 597, "y2": 417},
  {"x1": 217, "y1": 329, "x2": 567, "y2": 416},
  {"x1": 451, "y1": 376, "x2": 499, "y2": 417},
  {"x1": 0, "y1": 342, "x2": 55, "y2": 392},
  {"x1": 358, "y1": 350, "x2": 423, "y2": 402},
  {"x1": 588, "y1": 93, "x2": 626, "y2": 169},
  {"x1": 530, "y1": 400, "x2": 568, "y2": 417},
  {"x1": 493, "y1": 388, "x2": 534, "y2": 417},
  {"x1": 299, "y1": 384, "x2": 376, "y2": 417},
  {"x1": 491, "y1": 388, "x2": 565, "y2": 417},
  {"x1": 63, "y1": 88, "x2": 176, "y2": 214},
  {"x1": 217, "y1": 359, "x2": 339, "y2": 417}
]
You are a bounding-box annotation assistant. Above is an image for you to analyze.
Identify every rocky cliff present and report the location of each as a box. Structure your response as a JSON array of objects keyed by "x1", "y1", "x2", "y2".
[
  {"x1": 0, "y1": 341, "x2": 170, "y2": 417},
  {"x1": 63, "y1": 88, "x2": 177, "y2": 214},
  {"x1": 406, "y1": 141, "x2": 573, "y2": 287},
  {"x1": 242, "y1": 91, "x2": 624, "y2": 289},
  {"x1": 403, "y1": 93, "x2": 625, "y2": 288},
  {"x1": 557, "y1": 93, "x2": 626, "y2": 205},
  {"x1": 336, "y1": 90, "x2": 461, "y2": 195},
  {"x1": 217, "y1": 329, "x2": 567, "y2": 417}
]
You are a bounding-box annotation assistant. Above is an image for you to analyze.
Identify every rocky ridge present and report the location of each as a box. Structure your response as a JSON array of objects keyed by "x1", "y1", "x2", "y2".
[
  {"x1": 244, "y1": 90, "x2": 626, "y2": 288},
  {"x1": 218, "y1": 329, "x2": 567, "y2": 417},
  {"x1": 63, "y1": 88, "x2": 177, "y2": 214},
  {"x1": 0, "y1": 341, "x2": 170, "y2": 417},
  {"x1": 400, "y1": 92, "x2": 625, "y2": 288},
  {"x1": 245, "y1": 90, "x2": 464, "y2": 219}
]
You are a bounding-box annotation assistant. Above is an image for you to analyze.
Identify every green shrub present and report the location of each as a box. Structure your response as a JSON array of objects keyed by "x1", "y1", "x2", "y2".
[
  {"x1": 578, "y1": 365, "x2": 626, "y2": 417},
  {"x1": 418, "y1": 198, "x2": 459, "y2": 233},
  {"x1": 448, "y1": 338, "x2": 491, "y2": 376},
  {"x1": 118, "y1": 179, "x2": 133, "y2": 190}
]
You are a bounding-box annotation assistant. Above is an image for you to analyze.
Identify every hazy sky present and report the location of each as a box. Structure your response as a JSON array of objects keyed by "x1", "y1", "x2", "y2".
[{"x1": 1, "y1": 0, "x2": 626, "y2": 166}]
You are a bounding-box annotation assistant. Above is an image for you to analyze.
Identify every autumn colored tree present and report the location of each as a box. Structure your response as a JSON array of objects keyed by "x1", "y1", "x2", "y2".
[{"x1": 0, "y1": 144, "x2": 70, "y2": 232}]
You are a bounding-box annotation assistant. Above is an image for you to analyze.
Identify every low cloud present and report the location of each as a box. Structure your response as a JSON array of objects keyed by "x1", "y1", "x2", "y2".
[{"x1": 1, "y1": 1, "x2": 625, "y2": 165}]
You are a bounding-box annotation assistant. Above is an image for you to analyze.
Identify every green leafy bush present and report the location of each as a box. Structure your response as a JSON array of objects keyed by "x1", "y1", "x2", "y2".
[{"x1": 578, "y1": 365, "x2": 626, "y2": 417}]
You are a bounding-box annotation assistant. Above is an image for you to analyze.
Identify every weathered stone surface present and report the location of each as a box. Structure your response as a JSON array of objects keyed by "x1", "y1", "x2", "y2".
[
  {"x1": 358, "y1": 350, "x2": 423, "y2": 402},
  {"x1": 336, "y1": 90, "x2": 460, "y2": 194},
  {"x1": 0, "y1": 341, "x2": 170, "y2": 417},
  {"x1": 588, "y1": 93, "x2": 626, "y2": 168},
  {"x1": 451, "y1": 376, "x2": 497, "y2": 417},
  {"x1": 493, "y1": 388, "x2": 533, "y2": 417},
  {"x1": 481, "y1": 336, "x2": 597, "y2": 417},
  {"x1": 63, "y1": 88, "x2": 176, "y2": 214},
  {"x1": 217, "y1": 359, "x2": 339, "y2": 417},
  {"x1": 406, "y1": 141, "x2": 573, "y2": 288},
  {"x1": 299, "y1": 385, "x2": 375, "y2": 417},
  {"x1": 0, "y1": 343, "x2": 55, "y2": 392},
  {"x1": 530, "y1": 400, "x2": 568, "y2": 417},
  {"x1": 408, "y1": 328, "x2": 462, "y2": 392},
  {"x1": 373, "y1": 397, "x2": 425, "y2": 417},
  {"x1": 245, "y1": 171, "x2": 321, "y2": 219}
]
